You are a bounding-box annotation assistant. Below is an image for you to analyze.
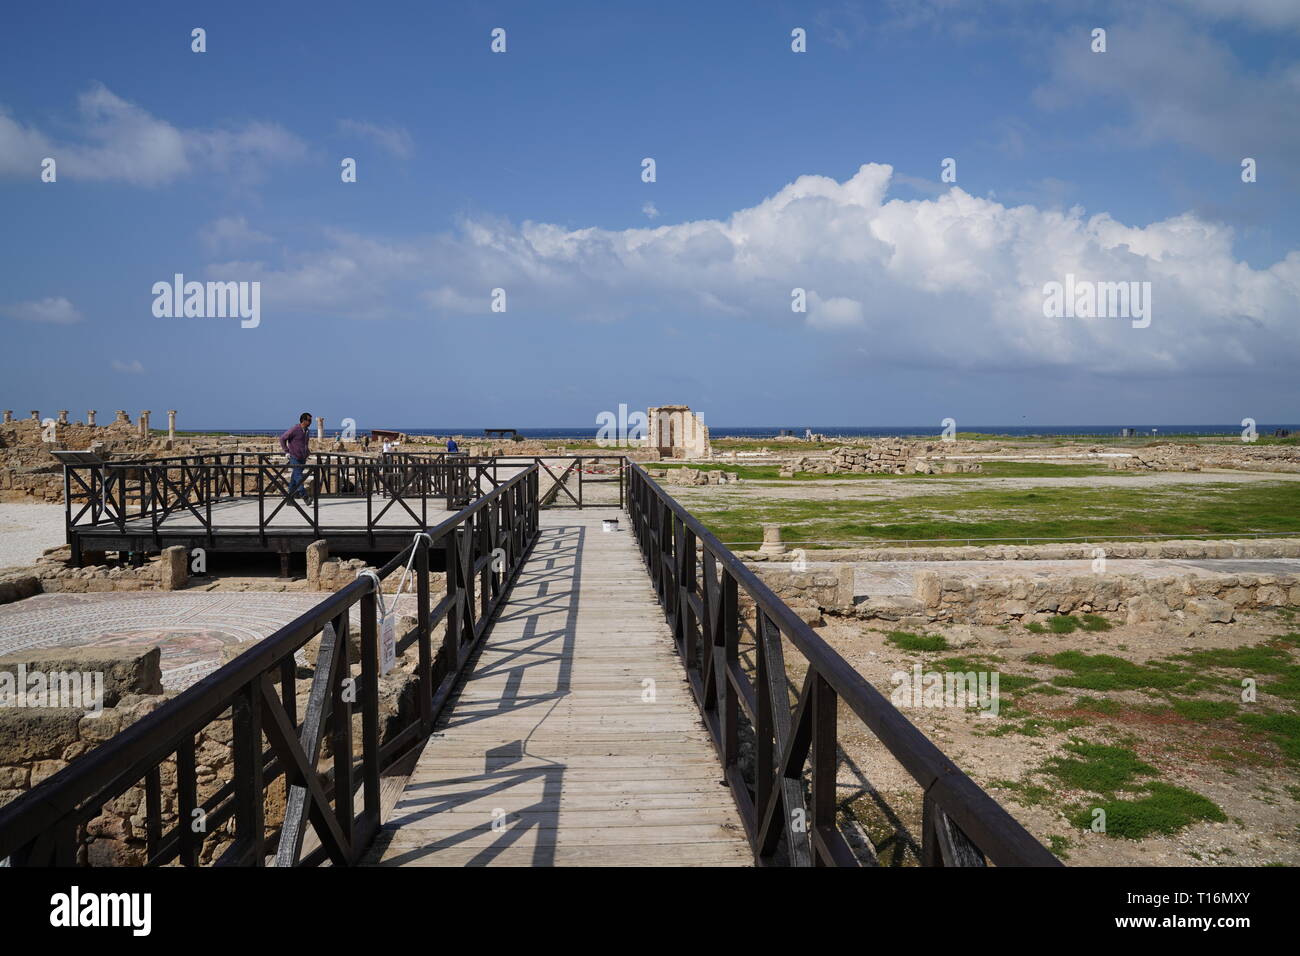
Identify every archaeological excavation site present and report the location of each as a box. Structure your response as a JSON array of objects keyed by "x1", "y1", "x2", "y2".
[
  {"x1": 0, "y1": 406, "x2": 1297, "y2": 878},
  {"x1": 3, "y1": 1, "x2": 1297, "y2": 935}
]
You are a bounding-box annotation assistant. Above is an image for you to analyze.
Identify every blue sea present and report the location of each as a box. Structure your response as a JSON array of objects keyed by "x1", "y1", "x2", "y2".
[{"x1": 189, "y1": 424, "x2": 1298, "y2": 440}]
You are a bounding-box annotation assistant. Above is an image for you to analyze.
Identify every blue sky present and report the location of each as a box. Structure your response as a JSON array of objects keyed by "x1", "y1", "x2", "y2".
[{"x1": 1, "y1": 0, "x2": 1297, "y2": 430}]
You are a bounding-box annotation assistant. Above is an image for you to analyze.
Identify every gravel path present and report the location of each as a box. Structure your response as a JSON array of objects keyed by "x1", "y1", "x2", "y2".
[{"x1": 0, "y1": 502, "x2": 66, "y2": 568}]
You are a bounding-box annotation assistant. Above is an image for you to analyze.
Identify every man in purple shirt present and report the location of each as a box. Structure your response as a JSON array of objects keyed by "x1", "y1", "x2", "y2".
[{"x1": 279, "y1": 413, "x2": 313, "y2": 500}]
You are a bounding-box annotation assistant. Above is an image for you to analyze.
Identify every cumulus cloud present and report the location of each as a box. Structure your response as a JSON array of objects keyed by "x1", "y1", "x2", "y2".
[
  {"x1": 216, "y1": 163, "x2": 1300, "y2": 375},
  {"x1": 1, "y1": 297, "x2": 82, "y2": 324},
  {"x1": 0, "y1": 84, "x2": 307, "y2": 184},
  {"x1": 337, "y1": 119, "x2": 414, "y2": 159}
]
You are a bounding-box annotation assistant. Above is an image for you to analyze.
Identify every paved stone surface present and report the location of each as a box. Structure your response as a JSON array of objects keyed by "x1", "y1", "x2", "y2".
[{"x1": 0, "y1": 591, "x2": 410, "y2": 690}]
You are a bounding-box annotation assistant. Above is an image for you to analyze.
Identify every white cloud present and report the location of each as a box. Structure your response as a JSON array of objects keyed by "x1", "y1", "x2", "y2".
[
  {"x1": 0, "y1": 84, "x2": 307, "y2": 184},
  {"x1": 1174, "y1": 0, "x2": 1300, "y2": 30},
  {"x1": 217, "y1": 163, "x2": 1300, "y2": 376},
  {"x1": 1034, "y1": 11, "x2": 1300, "y2": 165},
  {"x1": 337, "y1": 119, "x2": 414, "y2": 159},
  {"x1": 806, "y1": 292, "x2": 865, "y2": 330},
  {"x1": 1, "y1": 297, "x2": 82, "y2": 324},
  {"x1": 111, "y1": 359, "x2": 144, "y2": 374},
  {"x1": 642, "y1": 201, "x2": 660, "y2": 220},
  {"x1": 200, "y1": 216, "x2": 273, "y2": 253}
]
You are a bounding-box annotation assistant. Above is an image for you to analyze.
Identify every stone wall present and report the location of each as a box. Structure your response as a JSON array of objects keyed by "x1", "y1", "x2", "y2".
[
  {"x1": 647, "y1": 467, "x2": 740, "y2": 487},
  {"x1": 1107, "y1": 442, "x2": 1300, "y2": 473},
  {"x1": 20, "y1": 545, "x2": 190, "y2": 594},
  {"x1": 850, "y1": 568, "x2": 1300, "y2": 626},
  {"x1": 741, "y1": 536, "x2": 1300, "y2": 563},
  {"x1": 750, "y1": 565, "x2": 855, "y2": 612},
  {"x1": 781, "y1": 443, "x2": 982, "y2": 477},
  {"x1": 0, "y1": 624, "x2": 430, "y2": 864}
]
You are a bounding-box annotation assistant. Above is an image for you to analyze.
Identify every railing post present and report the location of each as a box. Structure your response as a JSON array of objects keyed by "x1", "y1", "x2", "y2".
[
  {"x1": 416, "y1": 540, "x2": 433, "y2": 733},
  {"x1": 358, "y1": 587, "x2": 381, "y2": 855},
  {"x1": 231, "y1": 682, "x2": 265, "y2": 865},
  {"x1": 811, "y1": 671, "x2": 837, "y2": 865},
  {"x1": 721, "y1": 571, "x2": 739, "y2": 769},
  {"x1": 444, "y1": 529, "x2": 461, "y2": 673},
  {"x1": 330, "y1": 607, "x2": 355, "y2": 848}
]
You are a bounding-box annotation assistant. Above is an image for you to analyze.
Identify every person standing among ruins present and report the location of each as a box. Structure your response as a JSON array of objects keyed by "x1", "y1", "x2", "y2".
[{"x1": 279, "y1": 412, "x2": 313, "y2": 501}]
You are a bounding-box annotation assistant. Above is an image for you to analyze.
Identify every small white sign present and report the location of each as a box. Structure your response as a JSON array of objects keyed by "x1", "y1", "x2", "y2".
[{"x1": 380, "y1": 614, "x2": 396, "y2": 674}]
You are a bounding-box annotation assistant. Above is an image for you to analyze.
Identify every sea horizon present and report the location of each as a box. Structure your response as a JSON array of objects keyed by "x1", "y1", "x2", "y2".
[{"x1": 177, "y1": 423, "x2": 1299, "y2": 440}]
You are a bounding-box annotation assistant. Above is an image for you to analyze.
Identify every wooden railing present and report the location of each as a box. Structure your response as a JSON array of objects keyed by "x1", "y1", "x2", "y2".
[
  {"x1": 626, "y1": 463, "x2": 1060, "y2": 867},
  {"x1": 1, "y1": 465, "x2": 540, "y2": 866},
  {"x1": 63, "y1": 453, "x2": 478, "y2": 559}
]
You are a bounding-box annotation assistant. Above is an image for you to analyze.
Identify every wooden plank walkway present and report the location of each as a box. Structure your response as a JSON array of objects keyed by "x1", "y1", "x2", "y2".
[{"x1": 364, "y1": 510, "x2": 751, "y2": 866}]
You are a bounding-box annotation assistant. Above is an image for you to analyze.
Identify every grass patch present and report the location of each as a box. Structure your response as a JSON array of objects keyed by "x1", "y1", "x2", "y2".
[
  {"x1": 684, "y1": 480, "x2": 1300, "y2": 546},
  {"x1": 1041, "y1": 741, "x2": 1157, "y2": 793},
  {"x1": 885, "y1": 631, "x2": 949, "y2": 652},
  {"x1": 1071, "y1": 695, "x2": 1122, "y2": 716},
  {"x1": 1172, "y1": 699, "x2": 1240, "y2": 721},
  {"x1": 1070, "y1": 783, "x2": 1226, "y2": 839},
  {"x1": 1046, "y1": 651, "x2": 1194, "y2": 692},
  {"x1": 1237, "y1": 712, "x2": 1300, "y2": 763}
]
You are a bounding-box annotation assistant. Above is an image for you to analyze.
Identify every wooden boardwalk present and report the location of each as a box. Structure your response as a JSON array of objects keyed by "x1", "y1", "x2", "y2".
[{"x1": 364, "y1": 510, "x2": 751, "y2": 867}]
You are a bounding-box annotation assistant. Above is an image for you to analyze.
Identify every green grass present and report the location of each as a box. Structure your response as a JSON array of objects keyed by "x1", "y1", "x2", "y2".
[
  {"x1": 1238, "y1": 712, "x2": 1300, "y2": 762},
  {"x1": 1071, "y1": 783, "x2": 1227, "y2": 839},
  {"x1": 1071, "y1": 695, "x2": 1123, "y2": 715},
  {"x1": 682, "y1": 480, "x2": 1300, "y2": 546},
  {"x1": 1041, "y1": 741, "x2": 1157, "y2": 793},
  {"x1": 885, "y1": 630, "x2": 949, "y2": 652},
  {"x1": 1172, "y1": 699, "x2": 1240, "y2": 721},
  {"x1": 1045, "y1": 651, "x2": 1195, "y2": 692}
]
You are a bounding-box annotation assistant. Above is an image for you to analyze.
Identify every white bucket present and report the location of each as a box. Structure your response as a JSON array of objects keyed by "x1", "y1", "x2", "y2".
[{"x1": 602, "y1": 518, "x2": 619, "y2": 533}]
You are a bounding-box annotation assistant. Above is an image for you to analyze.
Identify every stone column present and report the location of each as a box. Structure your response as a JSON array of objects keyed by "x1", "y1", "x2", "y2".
[
  {"x1": 316, "y1": 416, "x2": 325, "y2": 440},
  {"x1": 759, "y1": 523, "x2": 787, "y2": 556},
  {"x1": 167, "y1": 410, "x2": 177, "y2": 440},
  {"x1": 86, "y1": 410, "x2": 96, "y2": 426},
  {"x1": 57, "y1": 410, "x2": 69, "y2": 425},
  {"x1": 138, "y1": 410, "x2": 151, "y2": 438},
  {"x1": 1, "y1": 411, "x2": 11, "y2": 424},
  {"x1": 30, "y1": 410, "x2": 40, "y2": 421},
  {"x1": 115, "y1": 410, "x2": 130, "y2": 425}
]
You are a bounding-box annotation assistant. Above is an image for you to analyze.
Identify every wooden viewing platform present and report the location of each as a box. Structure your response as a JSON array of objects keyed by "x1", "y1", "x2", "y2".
[{"x1": 365, "y1": 510, "x2": 751, "y2": 866}]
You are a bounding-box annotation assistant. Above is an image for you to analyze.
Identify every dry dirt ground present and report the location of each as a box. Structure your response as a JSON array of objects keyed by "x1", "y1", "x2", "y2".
[
  {"x1": 0, "y1": 502, "x2": 66, "y2": 567},
  {"x1": 798, "y1": 607, "x2": 1300, "y2": 866}
]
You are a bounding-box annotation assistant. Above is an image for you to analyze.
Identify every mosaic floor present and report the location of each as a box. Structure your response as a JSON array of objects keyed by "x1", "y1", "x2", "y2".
[{"x1": 0, "y1": 591, "x2": 411, "y2": 690}]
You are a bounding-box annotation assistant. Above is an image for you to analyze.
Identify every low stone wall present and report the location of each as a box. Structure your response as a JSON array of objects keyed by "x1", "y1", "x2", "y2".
[
  {"x1": 781, "y1": 442, "x2": 984, "y2": 477},
  {"x1": 750, "y1": 565, "x2": 855, "y2": 612},
  {"x1": 23, "y1": 545, "x2": 189, "y2": 594},
  {"x1": 742, "y1": 536, "x2": 1300, "y2": 563},
  {"x1": 1105, "y1": 442, "x2": 1300, "y2": 473},
  {"x1": 647, "y1": 468, "x2": 740, "y2": 486},
  {"x1": 0, "y1": 573, "x2": 40, "y2": 606},
  {"x1": 851, "y1": 569, "x2": 1300, "y2": 626},
  {"x1": 0, "y1": 626, "x2": 429, "y2": 864}
]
